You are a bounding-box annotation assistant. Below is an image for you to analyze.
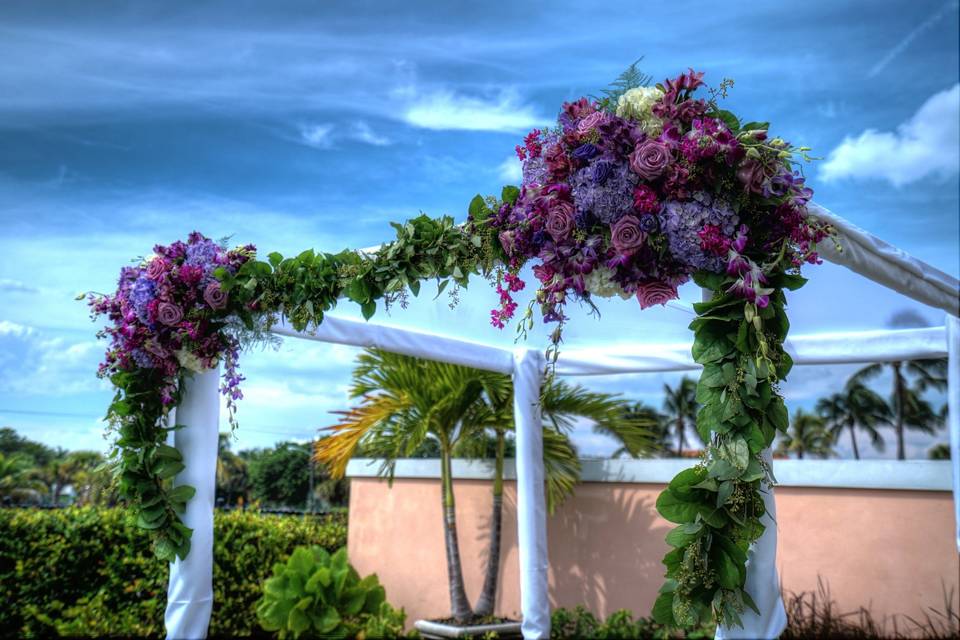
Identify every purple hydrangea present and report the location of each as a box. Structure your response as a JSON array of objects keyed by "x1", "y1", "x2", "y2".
[
  {"x1": 521, "y1": 131, "x2": 560, "y2": 188},
  {"x1": 570, "y1": 159, "x2": 637, "y2": 224},
  {"x1": 658, "y1": 192, "x2": 739, "y2": 273},
  {"x1": 129, "y1": 274, "x2": 156, "y2": 324},
  {"x1": 184, "y1": 238, "x2": 220, "y2": 273},
  {"x1": 130, "y1": 348, "x2": 155, "y2": 369}
]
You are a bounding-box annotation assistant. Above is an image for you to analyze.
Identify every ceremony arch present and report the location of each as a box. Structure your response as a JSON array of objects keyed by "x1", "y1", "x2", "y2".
[{"x1": 162, "y1": 203, "x2": 959, "y2": 640}]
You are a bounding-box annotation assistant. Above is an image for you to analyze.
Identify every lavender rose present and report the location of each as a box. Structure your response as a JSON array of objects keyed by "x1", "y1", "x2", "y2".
[
  {"x1": 203, "y1": 282, "x2": 228, "y2": 310},
  {"x1": 629, "y1": 140, "x2": 672, "y2": 181},
  {"x1": 577, "y1": 111, "x2": 606, "y2": 135},
  {"x1": 156, "y1": 302, "x2": 183, "y2": 326},
  {"x1": 610, "y1": 215, "x2": 647, "y2": 255},
  {"x1": 545, "y1": 201, "x2": 575, "y2": 241},
  {"x1": 636, "y1": 280, "x2": 679, "y2": 310},
  {"x1": 145, "y1": 257, "x2": 169, "y2": 281}
]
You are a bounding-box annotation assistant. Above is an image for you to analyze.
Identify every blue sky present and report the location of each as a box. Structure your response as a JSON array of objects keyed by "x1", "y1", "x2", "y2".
[{"x1": 0, "y1": 0, "x2": 957, "y2": 459}]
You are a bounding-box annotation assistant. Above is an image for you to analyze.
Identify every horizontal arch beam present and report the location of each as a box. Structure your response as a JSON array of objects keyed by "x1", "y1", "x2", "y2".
[
  {"x1": 554, "y1": 326, "x2": 948, "y2": 376},
  {"x1": 269, "y1": 314, "x2": 517, "y2": 374}
]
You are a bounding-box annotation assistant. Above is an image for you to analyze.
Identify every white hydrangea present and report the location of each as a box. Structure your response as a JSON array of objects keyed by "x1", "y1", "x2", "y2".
[
  {"x1": 176, "y1": 348, "x2": 213, "y2": 373},
  {"x1": 616, "y1": 86, "x2": 665, "y2": 136},
  {"x1": 583, "y1": 267, "x2": 631, "y2": 300}
]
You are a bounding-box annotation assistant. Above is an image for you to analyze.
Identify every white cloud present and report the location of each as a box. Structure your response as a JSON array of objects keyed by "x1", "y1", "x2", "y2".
[
  {"x1": 299, "y1": 123, "x2": 335, "y2": 149},
  {"x1": 820, "y1": 84, "x2": 960, "y2": 187},
  {"x1": 0, "y1": 278, "x2": 39, "y2": 294},
  {"x1": 0, "y1": 321, "x2": 101, "y2": 395},
  {"x1": 498, "y1": 155, "x2": 522, "y2": 183},
  {"x1": 403, "y1": 89, "x2": 547, "y2": 133},
  {"x1": 350, "y1": 120, "x2": 391, "y2": 146}
]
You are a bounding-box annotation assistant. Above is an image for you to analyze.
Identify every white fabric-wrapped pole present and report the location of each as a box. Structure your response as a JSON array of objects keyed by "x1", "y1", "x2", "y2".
[
  {"x1": 715, "y1": 449, "x2": 787, "y2": 640},
  {"x1": 513, "y1": 348, "x2": 550, "y2": 640},
  {"x1": 165, "y1": 368, "x2": 220, "y2": 640},
  {"x1": 947, "y1": 315, "x2": 960, "y2": 552}
]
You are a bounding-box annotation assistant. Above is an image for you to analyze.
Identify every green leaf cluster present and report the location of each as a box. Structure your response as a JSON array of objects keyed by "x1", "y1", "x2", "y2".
[
  {"x1": 256, "y1": 546, "x2": 406, "y2": 639},
  {"x1": 653, "y1": 270, "x2": 802, "y2": 629}
]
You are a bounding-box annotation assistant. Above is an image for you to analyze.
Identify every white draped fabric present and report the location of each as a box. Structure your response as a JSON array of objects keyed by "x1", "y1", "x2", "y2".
[
  {"x1": 165, "y1": 368, "x2": 220, "y2": 640},
  {"x1": 513, "y1": 349, "x2": 550, "y2": 639},
  {"x1": 947, "y1": 315, "x2": 960, "y2": 552},
  {"x1": 164, "y1": 208, "x2": 958, "y2": 640},
  {"x1": 810, "y1": 203, "x2": 959, "y2": 317}
]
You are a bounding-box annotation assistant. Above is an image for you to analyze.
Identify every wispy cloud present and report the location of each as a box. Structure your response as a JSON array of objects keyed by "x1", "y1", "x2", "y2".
[
  {"x1": 497, "y1": 155, "x2": 522, "y2": 182},
  {"x1": 820, "y1": 84, "x2": 960, "y2": 186},
  {"x1": 868, "y1": 1, "x2": 959, "y2": 78},
  {"x1": 403, "y1": 89, "x2": 547, "y2": 132},
  {"x1": 349, "y1": 120, "x2": 391, "y2": 146},
  {"x1": 0, "y1": 278, "x2": 39, "y2": 294},
  {"x1": 299, "y1": 123, "x2": 335, "y2": 148},
  {"x1": 0, "y1": 321, "x2": 101, "y2": 396}
]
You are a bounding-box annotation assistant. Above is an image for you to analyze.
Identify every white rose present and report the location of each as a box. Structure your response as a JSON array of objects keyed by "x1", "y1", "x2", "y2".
[
  {"x1": 583, "y1": 267, "x2": 632, "y2": 300},
  {"x1": 616, "y1": 86, "x2": 665, "y2": 136},
  {"x1": 175, "y1": 349, "x2": 211, "y2": 373}
]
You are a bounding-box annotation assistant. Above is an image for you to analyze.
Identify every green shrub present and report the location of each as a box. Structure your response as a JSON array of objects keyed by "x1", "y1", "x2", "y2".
[
  {"x1": 256, "y1": 546, "x2": 408, "y2": 639},
  {"x1": 549, "y1": 606, "x2": 715, "y2": 640},
  {"x1": 0, "y1": 507, "x2": 347, "y2": 638}
]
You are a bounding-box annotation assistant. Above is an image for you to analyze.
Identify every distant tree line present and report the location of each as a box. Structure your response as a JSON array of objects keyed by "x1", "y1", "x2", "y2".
[
  {"x1": 0, "y1": 427, "x2": 348, "y2": 511},
  {"x1": 621, "y1": 357, "x2": 949, "y2": 460}
]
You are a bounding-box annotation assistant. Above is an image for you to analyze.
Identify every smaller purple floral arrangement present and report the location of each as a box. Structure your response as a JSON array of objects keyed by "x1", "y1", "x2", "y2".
[{"x1": 89, "y1": 232, "x2": 255, "y2": 415}]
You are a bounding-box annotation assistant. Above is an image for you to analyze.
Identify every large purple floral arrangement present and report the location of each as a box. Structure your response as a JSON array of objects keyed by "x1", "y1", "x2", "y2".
[{"x1": 489, "y1": 69, "x2": 829, "y2": 348}]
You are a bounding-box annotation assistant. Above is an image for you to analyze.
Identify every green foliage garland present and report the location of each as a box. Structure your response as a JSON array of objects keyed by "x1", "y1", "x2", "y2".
[{"x1": 651, "y1": 269, "x2": 806, "y2": 628}]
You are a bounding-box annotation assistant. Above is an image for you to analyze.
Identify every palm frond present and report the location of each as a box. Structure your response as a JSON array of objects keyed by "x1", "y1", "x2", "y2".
[
  {"x1": 315, "y1": 393, "x2": 412, "y2": 479},
  {"x1": 541, "y1": 428, "x2": 581, "y2": 514}
]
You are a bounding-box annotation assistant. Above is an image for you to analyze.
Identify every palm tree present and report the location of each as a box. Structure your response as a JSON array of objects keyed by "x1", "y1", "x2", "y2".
[
  {"x1": 816, "y1": 381, "x2": 890, "y2": 460},
  {"x1": 776, "y1": 409, "x2": 834, "y2": 459},
  {"x1": 852, "y1": 358, "x2": 947, "y2": 459},
  {"x1": 0, "y1": 452, "x2": 45, "y2": 501},
  {"x1": 662, "y1": 377, "x2": 699, "y2": 457},
  {"x1": 315, "y1": 349, "x2": 652, "y2": 623},
  {"x1": 619, "y1": 401, "x2": 668, "y2": 456}
]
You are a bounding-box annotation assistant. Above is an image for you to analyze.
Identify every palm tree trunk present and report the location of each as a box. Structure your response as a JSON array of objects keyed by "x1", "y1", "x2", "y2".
[
  {"x1": 848, "y1": 424, "x2": 860, "y2": 460},
  {"x1": 440, "y1": 447, "x2": 473, "y2": 622},
  {"x1": 675, "y1": 418, "x2": 684, "y2": 457},
  {"x1": 474, "y1": 429, "x2": 504, "y2": 617},
  {"x1": 893, "y1": 361, "x2": 905, "y2": 460},
  {"x1": 797, "y1": 449, "x2": 804, "y2": 460}
]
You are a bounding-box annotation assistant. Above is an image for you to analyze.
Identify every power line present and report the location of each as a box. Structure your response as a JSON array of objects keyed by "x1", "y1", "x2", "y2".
[{"x1": 0, "y1": 407, "x2": 320, "y2": 438}]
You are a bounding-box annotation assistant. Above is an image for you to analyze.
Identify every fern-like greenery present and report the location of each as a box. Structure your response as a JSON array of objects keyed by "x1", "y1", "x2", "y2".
[{"x1": 595, "y1": 57, "x2": 654, "y2": 110}]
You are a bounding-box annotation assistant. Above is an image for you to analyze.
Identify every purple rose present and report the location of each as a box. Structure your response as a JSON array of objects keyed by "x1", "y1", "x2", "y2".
[
  {"x1": 592, "y1": 159, "x2": 614, "y2": 185},
  {"x1": 204, "y1": 282, "x2": 228, "y2": 310},
  {"x1": 145, "y1": 258, "x2": 169, "y2": 281},
  {"x1": 572, "y1": 143, "x2": 599, "y2": 161},
  {"x1": 577, "y1": 111, "x2": 606, "y2": 135},
  {"x1": 629, "y1": 140, "x2": 672, "y2": 181},
  {"x1": 638, "y1": 214, "x2": 659, "y2": 233},
  {"x1": 156, "y1": 302, "x2": 183, "y2": 326},
  {"x1": 636, "y1": 280, "x2": 678, "y2": 310},
  {"x1": 610, "y1": 215, "x2": 647, "y2": 256},
  {"x1": 736, "y1": 159, "x2": 766, "y2": 194},
  {"x1": 545, "y1": 201, "x2": 575, "y2": 241}
]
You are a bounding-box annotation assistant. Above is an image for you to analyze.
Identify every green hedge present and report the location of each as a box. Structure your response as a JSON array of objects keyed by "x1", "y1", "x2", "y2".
[{"x1": 0, "y1": 507, "x2": 347, "y2": 638}]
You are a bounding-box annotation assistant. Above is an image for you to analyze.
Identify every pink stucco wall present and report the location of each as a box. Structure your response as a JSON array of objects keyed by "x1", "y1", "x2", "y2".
[{"x1": 347, "y1": 477, "x2": 958, "y2": 627}]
